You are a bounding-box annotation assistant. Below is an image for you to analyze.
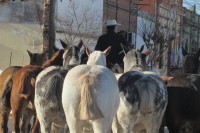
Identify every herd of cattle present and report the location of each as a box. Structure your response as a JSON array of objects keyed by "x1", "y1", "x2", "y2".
[{"x1": 0, "y1": 40, "x2": 200, "y2": 133}]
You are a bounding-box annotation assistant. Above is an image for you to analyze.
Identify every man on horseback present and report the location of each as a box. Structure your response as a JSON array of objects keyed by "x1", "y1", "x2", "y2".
[{"x1": 95, "y1": 19, "x2": 131, "y2": 69}]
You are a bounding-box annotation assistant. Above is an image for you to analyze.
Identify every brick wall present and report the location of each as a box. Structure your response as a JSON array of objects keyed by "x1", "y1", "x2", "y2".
[
  {"x1": 138, "y1": 0, "x2": 155, "y2": 15},
  {"x1": 103, "y1": 0, "x2": 137, "y2": 33}
]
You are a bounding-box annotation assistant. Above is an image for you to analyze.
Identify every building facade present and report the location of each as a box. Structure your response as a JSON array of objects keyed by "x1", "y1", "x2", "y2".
[
  {"x1": 159, "y1": 0, "x2": 184, "y2": 67},
  {"x1": 103, "y1": 0, "x2": 138, "y2": 32},
  {"x1": 137, "y1": 0, "x2": 184, "y2": 68},
  {"x1": 182, "y1": 5, "x2": 200, "y2": 53}
]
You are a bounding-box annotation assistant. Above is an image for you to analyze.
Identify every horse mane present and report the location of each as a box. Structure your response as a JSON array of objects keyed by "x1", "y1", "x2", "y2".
[
  {"x1": 78, "y1": 72, "x2": 103, "y2": 120},
  {"x1": 42, "y1": 50, "x2": 64, "y2": 68}
]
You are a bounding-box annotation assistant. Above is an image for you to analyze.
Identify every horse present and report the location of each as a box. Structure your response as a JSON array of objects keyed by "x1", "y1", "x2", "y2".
[
  {"x1": 27, "y1": 50, "x2": 45, "y2": 66},
  {"x1": 182, "y1": 47, "x2": 200, "y2": 74},
  {"x1": 81, "y1": 45, "x2": 150, "y2": 74},
  {"x1": 165, "y1": 73, "x2": 200, "y2": 133},
  {"x1": 62, "y1": 46, "x2": 119, "y2": 133},
  {"x1": 34, "y1": 40, "x2": 83, "y2": 133},
  {"x1": 0, "y1": 50, "x2": 44, "y2": 133},
  {"x1": 10, "y1": 40, "x2": 68, "y2": 133},
  {"x1": 160, "y1": 47, "x2": 200, "y2": 133},
  {"x1": 112, "y1": 46, "x2": 168, "y2": 133},
  {"x1": 157, "y1": 47, "x2": 200, "y2": 133}
]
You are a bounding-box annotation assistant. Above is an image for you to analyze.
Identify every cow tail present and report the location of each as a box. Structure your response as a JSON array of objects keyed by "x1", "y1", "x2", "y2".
[{"x1": 78, "y1": 72, "x2": 103, "y2": 120}]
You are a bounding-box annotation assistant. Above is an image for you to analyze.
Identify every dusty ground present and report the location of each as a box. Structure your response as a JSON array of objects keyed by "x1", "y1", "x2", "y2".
[{"x1": 0, "y1": 23, "x2": 42, "y2": 70}]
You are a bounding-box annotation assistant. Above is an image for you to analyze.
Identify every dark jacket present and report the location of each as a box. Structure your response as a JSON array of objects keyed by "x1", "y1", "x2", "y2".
[{"x1": 95, "y1": 31, "x2": 129, "y2": 68}]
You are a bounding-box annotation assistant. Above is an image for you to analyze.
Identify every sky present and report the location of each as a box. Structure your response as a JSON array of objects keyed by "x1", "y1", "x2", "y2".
[{"x1": 183, "y1": 0, "x2": 200, "y2": 14}]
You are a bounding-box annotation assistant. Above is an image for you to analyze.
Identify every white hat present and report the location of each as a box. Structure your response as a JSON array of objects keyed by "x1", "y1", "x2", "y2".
[{"x1": 106, "y1": 19, "x2": 121, "y2": 26}]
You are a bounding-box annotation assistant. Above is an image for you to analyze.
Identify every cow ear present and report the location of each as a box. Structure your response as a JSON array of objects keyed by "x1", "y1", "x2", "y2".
[
  {"x1": 138, "y1": 45, "x2": 144, "y2": 53},
  {"x1": 84, "y1": 44, "x2": 91, "y2": 56},
  {"x1": 27, "y1": 50, "x2": 32, "y2": 57},
  {"x1": 103, "y1": 46, "x2": 111, "y2": 56},
  {"x1": 60, "y1": 39, "x2": 69, "y2": 49},
  {"x1": 196, "y1": 48, "x2": 200, "y2": 56},
  {"x1": 182, "y1": 47, "x2": 188, "y2": 56}
]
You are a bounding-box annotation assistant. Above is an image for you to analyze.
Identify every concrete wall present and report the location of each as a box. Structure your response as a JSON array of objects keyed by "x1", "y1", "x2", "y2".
[
  {"x1": 0, "y1": 0, "x2": 43, "y2": 70},
  {"x1": 0, "y1": 0, "x2": 42, "y2": 23}
]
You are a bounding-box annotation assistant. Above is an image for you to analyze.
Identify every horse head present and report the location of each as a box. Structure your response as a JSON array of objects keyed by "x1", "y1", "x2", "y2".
[
  {"x1": 27, "y1": 50, "x2": 44, "y2": 66},
  {"x1": 85, "y1": 45, "x2": 111, "y2": 67},
  {"x1": 182, "y1": 47, "x2": 200, "y2": 74},
  {"x1": 62, "y1": 39, "x2": 83, "y2": 67},
  {"x1": 123, "y1": 45, "x2": 148, "y2": 72}
]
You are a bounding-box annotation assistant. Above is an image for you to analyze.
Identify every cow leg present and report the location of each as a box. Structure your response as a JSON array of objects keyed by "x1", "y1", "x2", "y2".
[
  {"x1": 115, "y1": 112, "x2": 138, "y2": 133},
  {"x1": 0, "y1": 108, "x2": 10, "y2": 133},
  {"x1": 20, "y1": 109, "x2": 33, "y2": 133},
  {"x1": 159, "y1": 115, "x2": 166, "y2": 133},
  {"x1": 67, "y1": 118, "x2": 82, "y2": 133},
  {"x1": 11, "y1": 96, "x2": 29, "y2": 133},
  {"x1": 179, "y1": 122, "x2": 193, "y2": 133},
  {"x1": 167, "y1": 124, "x2": 179, "y2": 133},
  {"x1": 31, "y1": 116, "x2": 40, "y2": 133},
  {"x1": 143, "y1": 113, "x2": 163, "y2": 133},
  {"x1": 11, "y1": 109, "x2": 20, "y2": 133},
  {"x1": 63, "y1": 124, "x2": 70, "y2": 133},
  {"x1": 39, "y1": 121, "x2": 51, "y2": 133},
  {"x1": 166, "y1": 113, "x2": 179, "y2": 133},
  {"x1": 93, "y1": 119, "x2": 113, "y2": 133},
  {"x1": 52, "y1": 123, "x2": 62, "y2": 133},
  {"x1": 112, "y1": 115, "x2": 121, "y2": 133}
]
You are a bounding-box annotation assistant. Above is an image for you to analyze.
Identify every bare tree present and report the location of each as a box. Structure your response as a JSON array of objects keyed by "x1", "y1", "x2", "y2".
[
  {"x1": 55, "y1": 0, "x2": 102, "y2": 46},
  {"x1": 137, "y1": 14, "x2": 155, "y2": 49},
  {"x1": 138, "y1": 12, "x2": 176, "y2": 72}
]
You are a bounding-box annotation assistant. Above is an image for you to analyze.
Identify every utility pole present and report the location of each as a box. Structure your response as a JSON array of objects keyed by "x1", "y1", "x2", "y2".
[
  {"x1": 128, "y1": 0, "x2": 133, "y2": 32},
  {"x1": 154, "y1": 0, "x2": 159, "y2": 69},
  {"x1": 115, "y1": 0, "x2": 118, "y2": 21},
  {"x1": 174, "y1": 0, "x2": 178, "y2": 67},
  {"x1": 43, "y1": 0, "x2": 57, "y2": 62}
]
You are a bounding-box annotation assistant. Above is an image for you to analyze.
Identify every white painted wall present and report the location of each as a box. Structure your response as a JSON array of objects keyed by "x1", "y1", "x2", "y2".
[
  {"x1": 136, "y1": 11, "x2": 155, "y2": 49},
  {"x1": 0, "y1": 0, "x2": 42, "y2": 23}
]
